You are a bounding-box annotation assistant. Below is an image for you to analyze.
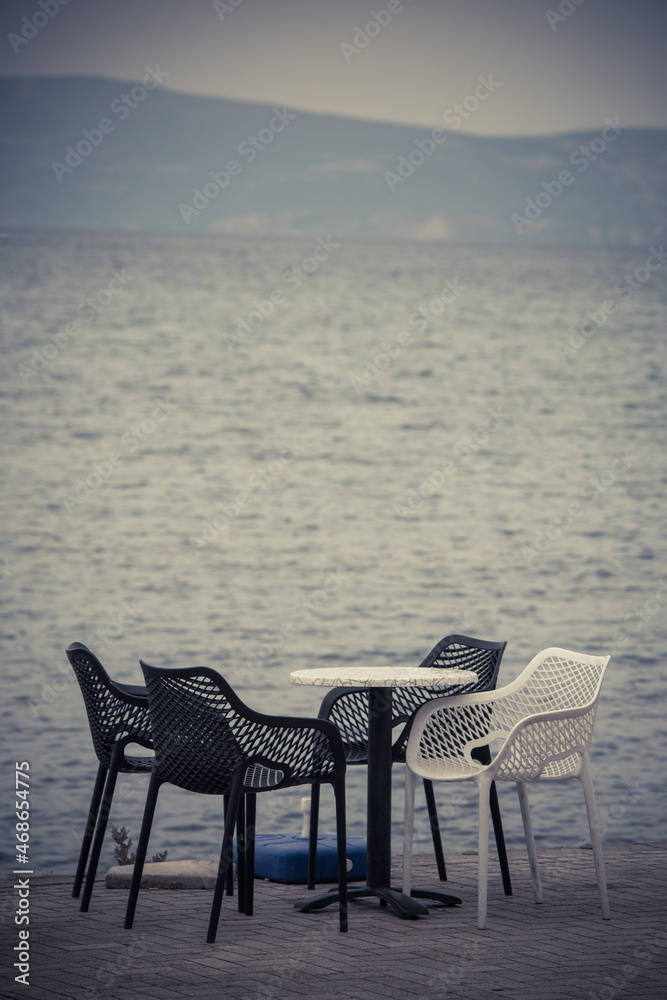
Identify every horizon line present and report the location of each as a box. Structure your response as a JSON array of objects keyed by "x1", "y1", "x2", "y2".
[{"x1": 1, "y1": 72, "x2": 664, "y2": 141}]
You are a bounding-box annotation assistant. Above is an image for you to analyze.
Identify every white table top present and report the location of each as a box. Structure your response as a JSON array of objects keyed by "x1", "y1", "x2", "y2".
[{"x1": 290, "y1": 665, "x2": 477, "y2": 688}]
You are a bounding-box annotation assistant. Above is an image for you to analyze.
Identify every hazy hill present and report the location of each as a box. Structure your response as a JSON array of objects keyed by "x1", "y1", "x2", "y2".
[{"x1": 1, "y1": 75, "x2": 665, "y2": 245}]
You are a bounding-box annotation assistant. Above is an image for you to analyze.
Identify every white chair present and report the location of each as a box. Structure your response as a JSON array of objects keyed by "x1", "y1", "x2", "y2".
[{"x1": 402, "y1": 647, "x2": 611, "y2": 929}]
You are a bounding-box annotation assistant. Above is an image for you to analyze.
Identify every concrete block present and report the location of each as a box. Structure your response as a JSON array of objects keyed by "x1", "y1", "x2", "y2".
[{"x1": 105, "y1": 859, "x2": 220, "y2": 889}]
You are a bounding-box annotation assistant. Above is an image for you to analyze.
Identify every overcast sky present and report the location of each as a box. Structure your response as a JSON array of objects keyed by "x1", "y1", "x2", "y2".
[{"x1": 2, "y1": 0, "x2": 666, "y2": 136}]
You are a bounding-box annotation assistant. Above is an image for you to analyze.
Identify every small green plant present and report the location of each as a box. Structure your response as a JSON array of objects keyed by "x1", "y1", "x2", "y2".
[
  {"x1": 110, "y1": 824, "x2": 135, "y2": 865},
  {"x1": 110, "y1": 823, "x2": 168, "y2": 865}
]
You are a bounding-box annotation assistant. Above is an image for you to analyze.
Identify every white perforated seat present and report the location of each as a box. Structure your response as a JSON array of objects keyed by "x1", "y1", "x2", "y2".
[{"x1": 402, "y1": 647, "x2": 611, "y2": 928}]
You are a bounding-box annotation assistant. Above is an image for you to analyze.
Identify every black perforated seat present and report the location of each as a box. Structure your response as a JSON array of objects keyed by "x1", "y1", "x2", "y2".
[
  {"x1": 124, "y1": 661, "x2": 348, "y2": 943},
  {"x1": 66, "y1": 642, "x2": 154, "y2": 911},
  {"x1": 308, "y1": 635, "x2": 512, "y2": 894}
]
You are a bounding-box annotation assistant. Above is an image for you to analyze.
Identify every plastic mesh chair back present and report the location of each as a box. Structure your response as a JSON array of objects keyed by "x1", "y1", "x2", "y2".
[
  {"x1": 393, "y1": 636, "x2": 507, "y2": 720},
  {"x1": 141, "y1": 663, "x2": 341, "y2": 795},
  {"x1": 391, "y1": 636, "x2": 507, "y2": 762},
  {"x1": 491, "y1": 650, "x2": 608, "y2": 780},
  {"x1": 412, "y1": 649, "x2": 609, "y2": 782},
  {"x1": 324, "y1": 636, "x2": 506, "y2": 759},
  {"x1": 66, "y1": 643, "x2": 153, "y2": 770},
  {"x1": 483, "y1": 650, "x2": 606, "y2": 735}
]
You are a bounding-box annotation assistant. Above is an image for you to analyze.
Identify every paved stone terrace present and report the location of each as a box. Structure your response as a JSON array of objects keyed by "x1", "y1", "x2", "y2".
[{"x1": 2, "y1": 843, "x2": 666, "y2": 1000}]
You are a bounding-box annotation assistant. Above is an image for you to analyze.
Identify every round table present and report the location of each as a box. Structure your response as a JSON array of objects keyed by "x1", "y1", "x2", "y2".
[{"x1": 291, "y1": 664, "x2": 477, "y2": 918}]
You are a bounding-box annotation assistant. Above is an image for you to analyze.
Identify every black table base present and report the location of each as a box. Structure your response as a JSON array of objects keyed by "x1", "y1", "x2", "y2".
[
  {"x1": 296, "y1": 683, "x2": 465, "y2": 921},
  {"x1": 294, "y1": 884, "x2": 461, "y2": 920}
]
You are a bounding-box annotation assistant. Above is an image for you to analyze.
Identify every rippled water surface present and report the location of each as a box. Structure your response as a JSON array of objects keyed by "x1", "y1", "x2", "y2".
[{"x1": 1, "y1": 230, "x2": 666, "y2": 875}]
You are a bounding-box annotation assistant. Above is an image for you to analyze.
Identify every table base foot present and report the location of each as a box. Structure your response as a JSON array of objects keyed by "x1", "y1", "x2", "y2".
[
  {"x1": 294, "y1": 884, "x2": 461, "y2": 919},
  {"x1": 409, "y1": 887, "x2": 463, "y2": 907}
]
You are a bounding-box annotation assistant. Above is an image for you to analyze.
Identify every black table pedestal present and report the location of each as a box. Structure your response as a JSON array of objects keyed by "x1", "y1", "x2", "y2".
[{"x1": 294, "y1": 686, "x2": 462, "y2": 920}]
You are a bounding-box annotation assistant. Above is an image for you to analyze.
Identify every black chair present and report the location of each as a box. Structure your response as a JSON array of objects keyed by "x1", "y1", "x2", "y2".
[
  {"x1": 308, "y1": 635, "x2": 512, "y2": 895},
  {"x1": 124, "y1": 661, "x2": 348, "y2": 943},
  {"x1": 66, "y1": 642, "x2": 154, "y2": 912}
]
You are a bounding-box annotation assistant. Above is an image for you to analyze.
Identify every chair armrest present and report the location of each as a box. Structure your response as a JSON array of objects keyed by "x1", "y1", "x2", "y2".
[
  {"x1": 488, "y1": 701, "x2": 602, "y2": 780},
  {"x1": 115, "y1": 681, "x2": 149, "y2": 702},
  {"x1": 405, "y1": 693, "x2": 507, "y2": 771},
  {"x1": 116, "y1": 733, "x2": 154, "y2": 754},
  {"x1": 407, "y1": 696, "x2": 602, "y2": 781},
  {"x1": 233, "y1": 709, "x2": 348, "y2": 777}
]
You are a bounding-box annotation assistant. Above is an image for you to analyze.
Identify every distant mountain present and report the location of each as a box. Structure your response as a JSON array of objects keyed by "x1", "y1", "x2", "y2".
[{"x1": 1, "y1": 75, "x2": 665, "y2": 245}]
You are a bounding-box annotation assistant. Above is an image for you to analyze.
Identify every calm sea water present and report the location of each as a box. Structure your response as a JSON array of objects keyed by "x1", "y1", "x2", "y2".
[{"x1": 1, "y1": 229, "x2": 666, "y2": 877}]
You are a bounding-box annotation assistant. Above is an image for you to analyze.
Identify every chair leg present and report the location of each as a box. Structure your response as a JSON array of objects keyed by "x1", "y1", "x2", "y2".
[
  {"x1": 124, "y1": 769, "x2": 161, "y2": 930},
  {"x1": 333, "y1": 775, "x2": 348, "y2": 933},
  {"x1": 489, "y1": 781, "x2": 512, "y2": 896},
  {"x1": 517, "y1": 781, "x2": 543, "y2": 904},
  {"x1": 236, "y1": 795, "x2": 246, "y2": 915},
  {"x1": 401, "y1": 766, "x2": 417, "y2": 897},
  {"x1": 73, "y1": 762, "x2": 107, "y2": 898},
  {"x1": 475, "y1": 746, "x2": 511, "y2": 895},
  {"x1": 422, "y1": 779, "x2": 447, "y2": 881},
  {"x1": 208, "y1": 769, "x2": 243, "y2": 944},
  {"x1": 477, "y1": 778, "x2": 491, "y2": 930},
  {"x1": 223, "y1": 792, "x2": 234, "y2": 896},
  {"x1": 579, "y1": 760, "x2": 610, "y2": 920},
  {"x1": 244, "y1": 794, "x2": 257, "y2": 917},
  {"x1": 80, "y1": 745, "x2": 123, "y2": 912},
  {"x1": 307, "y1": 783, "x2": 320, "y2": 890}
]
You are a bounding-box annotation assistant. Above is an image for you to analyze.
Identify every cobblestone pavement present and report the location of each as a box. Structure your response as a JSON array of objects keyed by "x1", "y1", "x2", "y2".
[{"x1": 2, "y1": 843, "x2": 666, "y2": 1000}]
